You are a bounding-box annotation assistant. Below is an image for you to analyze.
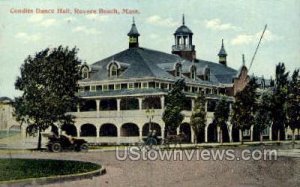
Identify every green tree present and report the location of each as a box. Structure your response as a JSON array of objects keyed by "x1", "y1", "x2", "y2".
[
  {"x1": 14, "y1": 46, "x2": 82, "y2": 149},
  {"x1": 271, "y1": 63, "x2": 289, "y2": 141},
  {"x1": 214, "y1": 97, "x2": 229, "y2": 144},
  {"x1": 231, "y1": 77, "x2": 258, "y2": 144},
  {"x1": 190, "y1": 91, "x2": 206, "y2": 143},
  {"x1": 255, "y1": 90, "x2": 273, "y2": 143},
  {"x1": 287, "y1": 69, "x2": 300, "y2": 145},
  {"x1": 162, "y1": 79, "x2": 186, "y2": 135}
]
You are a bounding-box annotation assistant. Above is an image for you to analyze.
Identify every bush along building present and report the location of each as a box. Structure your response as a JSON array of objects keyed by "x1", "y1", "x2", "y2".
[{"x1": 62, "y1": 16, "x2": 253, "y2": 144}]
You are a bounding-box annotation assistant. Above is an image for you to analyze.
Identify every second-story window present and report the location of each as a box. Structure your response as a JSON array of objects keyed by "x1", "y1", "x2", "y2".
[
  {"x1": 110, "y1": 64, "x2": 118, "y2": 77},
  {"x1": 81, "y1": 67, "x2": 89, "y2": 79},
  {"x1": 175, "y1": 63, "x2": 182, "y2": 77}
]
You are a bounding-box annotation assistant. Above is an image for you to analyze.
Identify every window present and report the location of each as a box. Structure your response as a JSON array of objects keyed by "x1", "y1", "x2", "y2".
[
  {"x1": 190, "y1": 66, "x2": 196, "y2": 80},
  {"x1": 103, "y1": 85, "x2": 108, "y2": 91},
  {"x1": 79, "y1": 87, "x2": 84, "y2": 92},
  {"x1": 115, "y1": 84, "x2": 121, "y2": 90},
  {"x1": 142, "y1": 82, "x2": 148, "y2": 89},
  {"x1": 204, "y1": 68, "x2": 210, "y2": 81},
  {"x1": 121, "y1": 83, "x2": 127, "y2": 89},
  {"x1": 128, "y1": 83, "x2": 134, "y2": 89},
  {"x1": 81, "y1": 67, "x2": 89, "y2": 79},
  {"x1": 96, "y1": 85, "x2": 102, "y2": 91},
  {"x1": 90, "y1": 85, "x2": 96, "y2": 92},
  {"x1": 134, "y1": 83, "x2": 141, "y2": 89},
  {"x1": 175, "y1": 63, "x2": 182, "y2": 77},
  {"x1": 155, "y1": 82, "x2": 160, "y2": 88},
  {"x1": 109, "y1": 84, "x2": 114, "y2": 90},
  {"x1": 84, "y1": 86, "x2": 89, "y2": 92},
  {"x1": 149, "y1": 82, "x2": 155, "y2": 88},
  {"x1": 110, "y1": 64, "x2": 118, "y2": 77}
]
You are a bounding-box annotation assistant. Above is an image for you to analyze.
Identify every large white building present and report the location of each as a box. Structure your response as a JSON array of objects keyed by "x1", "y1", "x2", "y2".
[{"x1": 62, "y1": 16, "x2": 255, "y2": 144}]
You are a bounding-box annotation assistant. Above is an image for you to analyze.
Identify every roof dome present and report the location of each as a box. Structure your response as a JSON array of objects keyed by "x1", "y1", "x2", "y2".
[
  {"x1": 175, "y1": 25, "x2": 193, "y2": 35},
  {"x1": 174, "y1": 15, "x2": 193, "y2": 35}
]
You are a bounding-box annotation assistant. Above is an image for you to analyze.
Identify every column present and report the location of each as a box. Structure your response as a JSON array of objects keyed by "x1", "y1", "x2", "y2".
[
  {"x1": 191, "y1": 128, "x2": 195, "y2": 143},
  {"x1": 117, "y1": 98, "x2": 121, "y2": 111},
  {"x1": 139, "y1": 128, "x2": 143, "y2": 141},
  {"x1": 205, "y1": 101, "x2": 208, "y2": 112},
  {"x1": 76, "y1": 126, "x2": 80, "y2": 138},
  {"x1": 217, "y1": 126, "x2": 220, "y2": 143},
  {"x1": 228, "y1": 124, "x2": 233, "y2": 143},
  {"x1": 205, "y1": 124, "x2": 208, "y2": 143},
  {"x1": 160, "y1": 96, "x2": 165, "y2": 109},
  {"x1": 176, "y1": 127, "x2": 180, "y2": 135},
  {"x1": 138, "y1": 98, "x2": 143, "y2": 110},
  {"x1": 191, "y1": 99, "x2": 195, "y2": 111},
  {"x1": 239, "y1": 129, "x2": 242, "y2": 142},
  {"x1": 285, "y1": 127, "x2": 288, "y2": 140},
  {"x1": 77, "y1": 103, "x2": 80, "y2": 113},
  {"x1": 117, "y1": 126, "x2": 121, "y2": 145},
  {"x1": 96, "y1": 99, "x2": 100, "y2": 118},
  {"x1": 161, "y1": 125, "x2": 165, "y2": 140},
  {"x1": 269, "y1": 126, "x2": 272, "y2": 141},
  {"x1": 96, "y1": 126, "x2": 100, "y2": 138},
  {"x1": 250, "y1": 125, "x2": 254, "y2": 142}
]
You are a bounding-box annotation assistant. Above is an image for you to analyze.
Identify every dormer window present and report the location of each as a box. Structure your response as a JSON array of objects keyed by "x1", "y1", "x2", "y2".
[
  {"x1": 175, "y1": 63, "x2": 182, "y2": 77},
  {"x1": 81, "y1": 66, "x2": 89, "y2": 79},
  {"x1": 110, "y1": 64, "x2": 118, "y2": 77},
  {"x1": 190, "y1": 65, "x2": 196, "y2": 80},
  {"x1": 204, "y1": 67, "x2": 210, "y2": 81}
]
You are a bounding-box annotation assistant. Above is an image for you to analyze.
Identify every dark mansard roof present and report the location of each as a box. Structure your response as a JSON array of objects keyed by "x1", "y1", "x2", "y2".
[{"x1": 82, "y1": 47, "x2": 238, "y2": 85}]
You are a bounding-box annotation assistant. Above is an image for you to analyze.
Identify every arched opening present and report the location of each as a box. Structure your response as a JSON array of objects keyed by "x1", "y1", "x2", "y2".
[
  {"x1": 142, "y1": 122, "x2": 161, "y2": 136},
  {"x1": 80, "y1": 123, "x2": 96, "y2": 137},
  {"x1": 100, "y1": 99, "x2": 117, "y2": 111},
  {"x1": 272, "y1": 125, "x2": 285, "y2": 141},
  {"x1": 220, "y1": 122, "x2": 229, "y2": 142},
  {"x1": 197, "y1": 128, "x2": 205, "y2": 143},
  {"x1": 180, "y1": 123, "x2": 191, "y2": 143},
  {"x1": 142, "y1": 97, "x2": 161, "y2": 109},
  {"x1": 183, "y1": 98, "x2": 192, "y2": 111},
  {"x1": 61, "y1": 124, "x2": 77, "y2": 137},
  {"x1": 207, "y1": 122, "x2": 217, "y2": 142},
  {"x1": 120, "y1": 123, "x2": 139, "y2": 136},
  {"x1": 100, "y1": 123, "x2": 117, "y2": 136},
  {"x1": 120, "y1": 98, "x2": 139, "y2": 110},
  {"x1": 80, "y1": 100, "x2": 96, "y2": 112},
  {"x1": 232, "y1": 126, "x2": 240, "y2": 142}
]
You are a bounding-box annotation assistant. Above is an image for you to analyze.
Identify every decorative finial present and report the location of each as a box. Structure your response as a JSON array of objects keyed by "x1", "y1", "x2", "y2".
[
  {"x1": 182, "y1": 14, "x2": 185, "y2": 25},
  {"x1": 242, "y1": 54, "x2": 245, "y2": 66},
  {"x1": 132, "y1": 17, "x2": 135, "y2": 24},
  {"x1": 222, "y1": 39, "x2": 224, "y2": 47}
]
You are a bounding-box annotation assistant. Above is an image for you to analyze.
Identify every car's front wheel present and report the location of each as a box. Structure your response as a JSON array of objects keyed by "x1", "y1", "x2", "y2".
[
  {"x1": 80, "y1": 143, "x2": 89, "y2": 152},
  {"x1": 51, "y1": 142, "x2": 62, "y2": 152}
]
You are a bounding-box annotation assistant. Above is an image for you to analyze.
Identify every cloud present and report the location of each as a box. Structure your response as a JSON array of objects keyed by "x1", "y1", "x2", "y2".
[
  {"x1": 40, "y1": 19, "x2": 57, "y2": 27},
  {"x1": 146, "y1": 15, "x2": 178, "y2": 27},
  {"x1": 205, "y1": 18, "x2": 240, "y2": 31},
  {"x1": 27, "y1": 15, "x2": 58, "y2": 27},
  {"x1": 231, "y1": 29, "x2": 280, "y2": 45},
  {"x1": 15, "y1": 32, "x2": 41, "y2": 43},
  {"x1": 27, "y1": 14, "x2": 44, "y2": 23},
  {"x1": 72, "y1": 26, "x2": 100, "y2": 35},
  {"x1": 85, "y1": 14, "x2": 109, "y2": 22}
]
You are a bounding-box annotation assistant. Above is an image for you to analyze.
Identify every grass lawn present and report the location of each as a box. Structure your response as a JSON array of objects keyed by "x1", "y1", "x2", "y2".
[{"x1": 0, "y1": 158, "x2": 101, "y2": 181}]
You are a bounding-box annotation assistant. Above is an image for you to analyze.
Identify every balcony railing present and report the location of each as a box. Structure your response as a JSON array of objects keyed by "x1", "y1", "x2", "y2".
[{"x1": 172, "y1": 45, "x2": 195, "y2": 51}]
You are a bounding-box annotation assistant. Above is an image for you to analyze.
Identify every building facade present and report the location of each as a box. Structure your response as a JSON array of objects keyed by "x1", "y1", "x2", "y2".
[{"x1": 61, "y1": 16, "x2": 254, "y2": 144}]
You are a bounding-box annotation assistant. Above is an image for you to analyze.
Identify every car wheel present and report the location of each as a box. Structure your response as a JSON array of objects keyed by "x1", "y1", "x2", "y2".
[
  {"x1": 80, "y1": 143, "x2": 89, "y2": 152},
  {"x1": 51, "y1": 142, "x2": 62, "y2": 152}
]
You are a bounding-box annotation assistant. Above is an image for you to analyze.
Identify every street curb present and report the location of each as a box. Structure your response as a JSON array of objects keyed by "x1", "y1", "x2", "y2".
[{"x1": 0, "y1": 165, "x2": 106, "y2": 186}]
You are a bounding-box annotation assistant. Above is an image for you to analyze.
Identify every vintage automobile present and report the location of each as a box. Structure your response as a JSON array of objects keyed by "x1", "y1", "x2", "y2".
[{"x1": 46, "y1": 134, "x2": 89, "y2": 152}]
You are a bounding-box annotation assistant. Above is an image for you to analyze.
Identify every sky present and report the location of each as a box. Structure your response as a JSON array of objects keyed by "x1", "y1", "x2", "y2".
[{"x1": 0, "y1": 0, "x2": 299, "y2": 98}]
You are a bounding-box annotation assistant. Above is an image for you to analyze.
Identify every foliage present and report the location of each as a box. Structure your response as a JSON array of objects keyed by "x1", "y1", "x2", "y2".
[
  {"x1": 0, "y1": 159, "x2": 100, "y2": 181},
  {"x1": 286, "y1": 69, "x2": 300, "y2": 140},
  {"x1": 271, "y1": 63, "x2": 289, "y2": 140},
  {"x1": 162, "y1": 79, "x2": 186, "y2": 134},
  {"x1": 231, "y1": 77, "x2": 258, "y2": 142},
  {"x1": 254, "y1": 89, "x2": 273, "y2": 140},
  {"x1": 214, "y1": 97, "x2": 229, "y2": 143},
  {"x1": 14, "y1": 46, "x2": 82, "y2": 149},
  {"x1": 190, "y1": 91, "x2": 206, "y2": 143}
]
